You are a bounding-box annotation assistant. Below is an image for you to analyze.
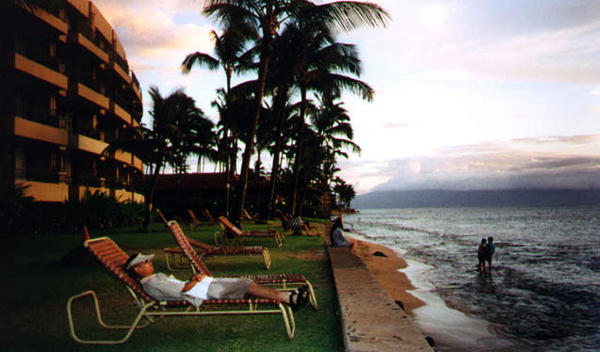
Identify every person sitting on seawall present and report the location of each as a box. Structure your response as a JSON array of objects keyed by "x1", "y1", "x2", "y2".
[
  {"x1": 330, "y1": 216, "x2": 357, "y2": 251},
  {"x1": 290, "y1": 216, "x2": 311, "y2": 236},
  {"x1": 125, "y1": 253, "x2": 309, "y2": 310}
]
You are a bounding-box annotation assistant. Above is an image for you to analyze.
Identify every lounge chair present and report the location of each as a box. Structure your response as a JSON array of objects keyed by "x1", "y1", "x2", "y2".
[
  {"x1": 242, "y1": 209, "x2": 258, "y2": 221},
  {"x1": 203, "y1": 209, "x2": 216, "y2": 222},
  {"x1": 155, "y1": 209, "x2": 272, "y2": 270},
  {"x1": 216, "y1": 216, "x2": 284, "y2": 247},
  {"x1": 187, "y1": 209, "x2": 217, "y2": 232},
  {"x1": 166, "y1": 219, "x2": 317, "y2": 310},
  {"x1": 164, "y1": 233, "x2": 272, "y2": 270},
  {"x1": 66, "y1": 237, "x2": 296, "y2": 344}
]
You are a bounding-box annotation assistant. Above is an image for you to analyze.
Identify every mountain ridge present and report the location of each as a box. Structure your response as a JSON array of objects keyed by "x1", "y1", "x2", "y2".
[{"x1": 352, "y1": 189, "x2": 600, "y2": 209}]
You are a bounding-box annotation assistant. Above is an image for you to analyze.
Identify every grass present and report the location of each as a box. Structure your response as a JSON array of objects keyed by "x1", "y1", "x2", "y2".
[{"x1": 0, "y1": 220, "x2": 344, "y2": 351}]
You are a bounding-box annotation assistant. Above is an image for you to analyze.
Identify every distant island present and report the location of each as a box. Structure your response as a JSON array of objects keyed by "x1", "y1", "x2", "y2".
[{"x1": 352, "y1": 189, "x2": 600, "y2": 209}]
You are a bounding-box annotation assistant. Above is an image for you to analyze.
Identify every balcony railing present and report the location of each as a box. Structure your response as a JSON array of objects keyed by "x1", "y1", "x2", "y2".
[
  {"x1": 15, "y1": 168, "x2": 65, "y2": 184},
  {"x1": 14, "y1": 53, "x2": 68, "y2": 90},
  {"x1": 114, "y1": 54, "x2": 129, "y2": 73},
  {"x1": 19, "y1": 108, "x2": 61, "y2": 128},
  {"x1": 72, "y1": 175, "x2": 102, "y2": 188}
]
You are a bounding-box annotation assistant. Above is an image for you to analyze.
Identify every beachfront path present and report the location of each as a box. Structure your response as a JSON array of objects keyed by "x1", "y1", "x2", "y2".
[{"x1": 327, "y1": 243, "x2": 434, "y2": 352}]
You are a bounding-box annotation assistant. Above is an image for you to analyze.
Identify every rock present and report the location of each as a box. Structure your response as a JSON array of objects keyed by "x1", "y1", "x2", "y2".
[
  {"x1": 373, "y1": 251, "x2": 387, "y2": 257},
  {"x1": 394, "y1": 300, "x2": 405, "y2": 310}
]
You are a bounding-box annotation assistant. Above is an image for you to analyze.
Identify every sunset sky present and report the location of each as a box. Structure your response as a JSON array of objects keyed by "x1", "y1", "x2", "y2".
[{"x1": 95, "y1": 0, "x2": 600, "y2": 194}]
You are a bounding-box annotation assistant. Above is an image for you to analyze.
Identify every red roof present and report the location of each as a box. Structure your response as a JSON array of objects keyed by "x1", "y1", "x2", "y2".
[{"x1": 153, "y1": 172, "x2": 235, "y2": 191}]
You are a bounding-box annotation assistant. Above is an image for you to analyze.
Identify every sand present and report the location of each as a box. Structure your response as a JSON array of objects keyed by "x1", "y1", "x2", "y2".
[{"x1": 352, "y1": 238, "x2": 425, "y2": 315}]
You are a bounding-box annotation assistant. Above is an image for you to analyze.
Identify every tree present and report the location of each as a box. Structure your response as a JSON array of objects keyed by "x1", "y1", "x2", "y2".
[
  {"x1": 285, "y1": 12, "x2": 375, "y2": 216},
  {"x1": 199, "y1": 0, "x2": 389, "y2": 225},
  {"x1": 106, "y1": 86, "x2": 215, "y2": 230},
  {"x1": 333, "y1": 177, "x2": 356, "y2": 209},
  {"x1": 182, "y1": 29, "x2": 251, "y2": 216}
]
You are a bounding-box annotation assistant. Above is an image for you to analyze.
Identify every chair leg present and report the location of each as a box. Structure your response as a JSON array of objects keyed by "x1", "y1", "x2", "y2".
[
  {"x1": 262, "y1": 248, "x2": 271, "y2": 270},
  {"x1": 213, "y1": 230, "x2": 222, "y2": 245},
  {"x1": 306, "y1": 281, "x2": 319, "y2": 310},
  {"x1": 275, "y1": 233, "x2": 283, "y2": 247},
  {"x1": 279, "y1": 303, "x2": 296, "y2": 340},
  {"x1": 67, "y1": 290, "x2": 155, "y2": 344}
]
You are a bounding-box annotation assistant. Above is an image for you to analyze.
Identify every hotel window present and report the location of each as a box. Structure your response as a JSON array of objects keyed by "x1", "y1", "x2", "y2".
[
  {"x1": 49, "y1": 95, "x2": 57, "y2": 116},
  {"x1": 15, "y1": 90, "x2": 27, "y2": 117},
  {"x1": 50, "y1": 150, "x2": 58, "y2": 171},
  {"x1": 49, "y1": 42, "x2": 56, "y2": 58}
]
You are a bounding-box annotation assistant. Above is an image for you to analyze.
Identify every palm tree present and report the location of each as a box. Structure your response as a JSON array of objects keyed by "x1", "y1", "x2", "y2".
[
  {"x1": 182, "y1": 29, "x2": 251, "y2": 216},
  {"x1": 199, "y1": 0, "x2": 389, "y2": 225},
  {"x1": 105, "y1": 86, "x2": 215, "y2": 230},
  {"x1": 312, "y1": 93, "x2": 361, "y2": 159},
  {"x1": 333, "y1": 177, "x2": 356, "y2": 210},
  {"x1": 286, "y1": 17, "x2": 374, "y2": 216},
  {"x1": 311, "y1": 93, "x2": 360, "y2": 194}
]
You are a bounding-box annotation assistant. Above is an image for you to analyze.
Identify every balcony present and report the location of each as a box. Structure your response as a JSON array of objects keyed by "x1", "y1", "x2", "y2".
[
  {"x1": 76, "y1": 82, "x2": 110, "y2": 110},
  {"x1": 111, "y1": 101, "x2": 131, "y2": 125},
  {"x1": 71, "y1": 133, "x2": 108, "y2": 156},
  {"x1": 75, "y1": 33, "x2": 109, "y2": 63},
  {"x1": 27, "y1": 7, "x2": 68, "y2": 35},
  {"x1": 67, "y1": 0, "x2": 89, "y2": 18},
  {"x1": 14, "y1": 53, "x2": 68, "y2": 90},
  {"x1": 114, "y1": 150, "x2": 132, "y2": 164},
  {"x1": 14, "y1": 117, "x2": 68, "y2": 146},
  {"x1": 133, "y1": 156, "x2": 143, "y2": 172},
  {"x1": 131, "y1": 71, "x2": 141, "y2": 100},
  {"x1": 20, "y1": 180, "x2": 69, "y2": 202},
  {"x1": 112, "y1": 61, "x2": 131, "y2": 84},
  {"x1": 90, "y1": 2, "x2": 112, "y2": 43}
]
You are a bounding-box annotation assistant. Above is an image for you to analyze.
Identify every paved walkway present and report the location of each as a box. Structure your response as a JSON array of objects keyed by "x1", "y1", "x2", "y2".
[{"x1": 326, "y1": 239, "x2": 434, "y2": 352}]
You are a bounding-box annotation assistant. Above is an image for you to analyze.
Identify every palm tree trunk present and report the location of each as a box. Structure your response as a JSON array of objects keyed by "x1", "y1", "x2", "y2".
[
  {"x1": 266, "y1": 83, "x2": 291, "y2": 219},
  {"x1": 224, "y1": 68, "x2": 232, "y2": 217},
  {"x1": 143, "y1": 159, "x2": 163, "y2": 230},
  {"x1": 291, "y1": 85, "x2": 307, "y2": 217},
  {"x1": 229, "y1": 134, "x2": 238, "y2": 217},
  {"x1": 235, "y1": 4, "x2": 274, "y2": 226}
]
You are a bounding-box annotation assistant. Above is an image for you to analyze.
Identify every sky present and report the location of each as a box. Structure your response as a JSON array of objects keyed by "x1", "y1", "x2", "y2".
[{"x1": 94, "y1": 0, "x2": 600, "y2": 194}]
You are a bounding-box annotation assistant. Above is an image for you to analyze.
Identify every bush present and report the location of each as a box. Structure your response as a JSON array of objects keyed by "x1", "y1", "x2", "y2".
[
  {"x1": 0, "y1": 183, "x2": 34, "y2": 235},
  {"x1": 0, "y1": 188, "x2": 146, "y2": 236}
]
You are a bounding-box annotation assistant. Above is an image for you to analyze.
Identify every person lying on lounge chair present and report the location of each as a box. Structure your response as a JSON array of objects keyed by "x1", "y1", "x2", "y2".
[{"x1": 125, "y1": 253, "x2": 309, "y2": 310}]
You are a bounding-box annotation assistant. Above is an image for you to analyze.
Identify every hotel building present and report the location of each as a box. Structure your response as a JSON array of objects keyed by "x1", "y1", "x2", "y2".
[{"x1": 0, "y1": 0, "x2": 144, "y2": 203}]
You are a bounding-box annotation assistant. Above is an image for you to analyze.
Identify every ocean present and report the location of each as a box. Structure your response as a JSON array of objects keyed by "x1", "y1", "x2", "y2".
[{"x1": 343, "y1": 206, "x2": 600, "y2": 352}]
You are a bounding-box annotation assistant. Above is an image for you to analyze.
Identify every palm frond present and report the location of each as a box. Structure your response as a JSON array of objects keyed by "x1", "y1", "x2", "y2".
[{"x1": 181, "y1": 52, "x2": 220, "y2": 73}]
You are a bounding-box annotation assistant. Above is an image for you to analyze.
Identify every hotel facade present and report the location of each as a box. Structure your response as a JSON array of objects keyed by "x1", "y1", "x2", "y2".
[{"x1": 0, "y1": 0, "x2": 144, "y2": 203}]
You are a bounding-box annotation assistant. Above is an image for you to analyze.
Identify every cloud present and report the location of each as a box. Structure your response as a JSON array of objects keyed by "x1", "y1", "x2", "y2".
[
  {"x1": 362, "y1": 1, "x2": 600, "y2": 85},
  {"x1": 95, "y1": 0, "x2": 215, "y2": 73},
  {"x1": 373, "y1": 152, "x2": 600, "y2": 191},
  {"x1": 383, "y1": 121, "x2": 409, "y2": 129},
  {"x1": 512, "y1": 135, "x2": 600, "y2": 145},
  {"x1": 343, "y1": 134, "x2": 600, "y2": 193}
]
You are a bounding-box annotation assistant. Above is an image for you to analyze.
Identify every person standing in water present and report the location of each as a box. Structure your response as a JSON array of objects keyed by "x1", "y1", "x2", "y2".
[
  {"x1": 485, "y1": 236, "x2": 496, "y2": 273},
  {"x1": 477, "y1": 238, "x2": 487, "y2": 273}
]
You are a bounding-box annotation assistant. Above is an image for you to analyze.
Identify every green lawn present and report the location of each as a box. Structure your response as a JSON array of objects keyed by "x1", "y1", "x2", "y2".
[{"x1": 0, "y1": 221, "x2": 344, "y2": 351}]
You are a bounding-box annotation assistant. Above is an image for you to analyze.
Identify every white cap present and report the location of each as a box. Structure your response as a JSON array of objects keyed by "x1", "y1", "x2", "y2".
[{"x1": 125, "y1": 253, "x2": 155, "y2": 269}]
